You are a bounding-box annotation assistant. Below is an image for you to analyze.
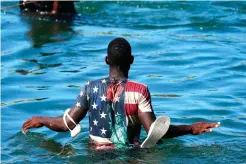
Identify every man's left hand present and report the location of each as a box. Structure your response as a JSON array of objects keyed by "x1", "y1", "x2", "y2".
[{"x1": 191, "y1": 122, "x2": 220, "y2": 135}]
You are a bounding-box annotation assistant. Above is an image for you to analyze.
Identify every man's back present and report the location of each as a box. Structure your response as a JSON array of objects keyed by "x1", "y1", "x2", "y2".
[{"x1": 76, "y1": 77, "x2": 153, "y2": 145}]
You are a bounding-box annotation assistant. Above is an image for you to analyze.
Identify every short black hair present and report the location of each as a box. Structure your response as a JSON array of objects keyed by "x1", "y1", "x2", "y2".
[{"x1": 107, "y1": 38, "x2": 132, "y2": 66}]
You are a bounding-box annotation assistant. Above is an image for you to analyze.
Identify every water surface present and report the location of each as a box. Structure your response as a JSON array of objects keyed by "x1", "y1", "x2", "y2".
[{"x1": 1, "y1": 1, "x2": 246, "y2": 163}]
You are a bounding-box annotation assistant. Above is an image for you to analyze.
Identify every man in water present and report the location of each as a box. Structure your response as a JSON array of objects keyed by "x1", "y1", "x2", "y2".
[
  {"x1": 19, "y1": 0, "x2": 76, "y2": 15},
  {"x1": 22, "y1": 38, "x2": 220, "y2": 149}
]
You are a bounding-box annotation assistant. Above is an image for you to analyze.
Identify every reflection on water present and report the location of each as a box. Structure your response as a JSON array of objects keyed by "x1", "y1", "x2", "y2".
[
  {"x1": 13, "y1": 61, "x2": 62, "y2": 75},
  {"x1": 21, "y1": 13, "x2": 74, "y2": 48},
  {"x1": 8, "y1": 14, "x2": 74, "y2": 76},
  {"x1": 60, "y1": 66, "x2": 86, "y2": 73}
]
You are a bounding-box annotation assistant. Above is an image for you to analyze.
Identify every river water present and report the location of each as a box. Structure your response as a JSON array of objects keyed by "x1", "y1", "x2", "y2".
[{"x1": 1, "y1": 1, "x2": 246, "y2": 163}]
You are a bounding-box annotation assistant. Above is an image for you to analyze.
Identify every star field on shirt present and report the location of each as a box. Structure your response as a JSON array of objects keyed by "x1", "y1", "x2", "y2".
[
  {"x1": 93, "y1": 119, "x2": 98, "y2": 126},
  {"x1": 93, "y1": 86, "x2": 99, "y2": 93},
  {"x1": 101, "y1": 79, "x2": 107, "y2": 84},
  {"x1": 100, "y1": 94, "x2": 106, "y2": 101},
  {"x1": 100, "y1": 127, "x2": 107, "y2": 135},
  {"x1": 80, "y1": 91, "x2": 84, "y2": 97},
  {"x1": 76, "y1": 102, "x2": 81, "y2": 108},
  {"x1": 92, "y1": 102, "x2": 97, "y2": 109},
  {"x1": 100, "y1": 112, "x2": 107, "y2": 118},
  {"x1": 76, "y1": 78, "x2": 120, "y2": 138},
  {"x1": 86, "y1": 81, "x2": 90, "y2": 86}
]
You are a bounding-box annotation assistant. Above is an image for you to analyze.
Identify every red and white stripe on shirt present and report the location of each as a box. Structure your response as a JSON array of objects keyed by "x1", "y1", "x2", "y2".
[{"x1": 124, "y1": 80, "x2": 153, "y2": 126}]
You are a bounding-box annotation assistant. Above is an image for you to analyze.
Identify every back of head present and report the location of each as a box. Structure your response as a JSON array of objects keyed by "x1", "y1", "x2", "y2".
[{"x1": 107, "y1": 38, "x2": 132, "y2": 69}]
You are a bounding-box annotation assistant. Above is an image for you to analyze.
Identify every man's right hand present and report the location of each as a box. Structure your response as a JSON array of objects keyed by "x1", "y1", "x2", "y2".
[
  {"x1": 191, "y1": 122, "x2": 220, "y2": 135},
  {"x1": 22, "y1": 116, "x2": 44, "y2": 133}
]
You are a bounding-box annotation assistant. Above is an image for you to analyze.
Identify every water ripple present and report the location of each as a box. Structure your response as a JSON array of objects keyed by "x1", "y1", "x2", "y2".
[{"x1": 1, "y1": 98, "x2": 49, "y2": 107}]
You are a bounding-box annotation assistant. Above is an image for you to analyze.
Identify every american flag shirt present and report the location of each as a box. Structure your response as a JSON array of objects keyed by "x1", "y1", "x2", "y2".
[{"x1": 75, "y1": 77, "x2": 153, "y2": 145}]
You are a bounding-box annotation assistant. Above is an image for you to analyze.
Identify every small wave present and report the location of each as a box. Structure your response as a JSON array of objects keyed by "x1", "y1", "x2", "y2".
[
  {"x1": 1, "y1": 97, "x2": 48, "y2": 106},
  {"x1": 24, "y1": 86, "x2": 51, "y2": 90},
  {"x1": 40, "y1": 52, "x2": 60, "y2": 56},
  {"x1": 152, "y1": 94, "x2": 181, "y2": 98},
  {"x1": 147, "y1": 74, "x2": 163, "y2": 78},
  {"x1": 67, "y1": 85, "x2": 80, "y2": 88}
]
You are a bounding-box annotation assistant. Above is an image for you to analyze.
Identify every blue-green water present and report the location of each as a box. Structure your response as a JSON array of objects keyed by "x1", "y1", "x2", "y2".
[{"x1": 1, "y1": 1, "x2": 246, "y2": 163}]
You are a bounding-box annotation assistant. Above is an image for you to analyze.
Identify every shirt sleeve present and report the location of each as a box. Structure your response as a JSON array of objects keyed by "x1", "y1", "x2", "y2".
[
  {"x1": 74, "y1": 84, "x2": 89, "y2": 111},
  {"x1": 138, "y1": 86, "x2": 153, "y2": 113}
]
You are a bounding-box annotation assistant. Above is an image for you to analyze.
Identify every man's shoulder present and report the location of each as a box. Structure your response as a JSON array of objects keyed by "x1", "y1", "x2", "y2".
[
  {"x1": 126, "y1": 80, "x2": 148, "y2": 92},
  {"x1": 127, "y1": 80, "x2": 147, "y2": 87}
]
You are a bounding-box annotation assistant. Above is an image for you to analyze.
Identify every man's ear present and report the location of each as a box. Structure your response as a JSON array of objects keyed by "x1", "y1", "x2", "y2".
[
  {"x1": 130, "y1": 56, "x2": 134, "y2": 64},
  {"x1": 105, "y1": 56, "x2": 110, "y2": 65}
]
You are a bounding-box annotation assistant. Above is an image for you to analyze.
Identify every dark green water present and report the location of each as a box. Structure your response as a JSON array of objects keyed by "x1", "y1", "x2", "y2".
[{"x1": 1, "y1": 1, "x2": 246, "y2": 163}]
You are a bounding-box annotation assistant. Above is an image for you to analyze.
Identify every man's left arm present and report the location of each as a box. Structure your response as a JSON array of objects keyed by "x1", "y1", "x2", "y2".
[
  {"x1": 137, "y1": 86, "x2": 220, "y2": 138},
  {"x1": 138, "y1": 112, "x2": 220, "y2": 138}
]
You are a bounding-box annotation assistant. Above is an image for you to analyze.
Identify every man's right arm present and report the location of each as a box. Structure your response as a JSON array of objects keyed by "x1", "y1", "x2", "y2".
[
  {"x1": 22, "y1": 105, "x2": 87, "y2": 133},
  {"x1": 22, "y1": 83, "x2": 89, "y2": 133}
]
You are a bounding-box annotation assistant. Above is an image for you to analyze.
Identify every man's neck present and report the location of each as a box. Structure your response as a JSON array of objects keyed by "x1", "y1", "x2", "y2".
[{"x1": 109, "y1": 66, "x2": 128, "y2": 80}]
